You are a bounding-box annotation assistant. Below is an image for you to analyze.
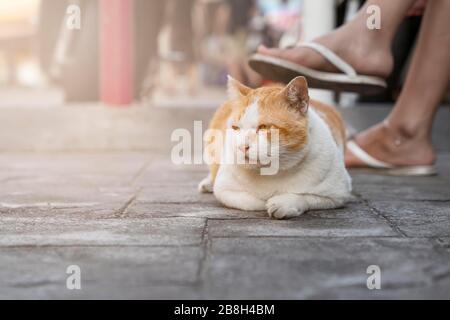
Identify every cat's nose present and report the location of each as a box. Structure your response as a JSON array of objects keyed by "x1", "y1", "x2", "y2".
[{"x1": 239, "y1": 145, "x2": 250, "y2": 153}]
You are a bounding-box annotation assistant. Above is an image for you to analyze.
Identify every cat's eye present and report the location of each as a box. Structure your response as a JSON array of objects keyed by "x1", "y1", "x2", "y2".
[
  {"x1": 231, "y1": 125, "x2": 240, "y2": 131},
  {"x1": 257, "y1": 124, "x2": 268, "y2": 131}
]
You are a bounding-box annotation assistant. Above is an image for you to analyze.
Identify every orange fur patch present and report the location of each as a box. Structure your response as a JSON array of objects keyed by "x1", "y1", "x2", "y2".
[
  {"x1": 227, "y1": 86, "x2": 309, "y2": 151},
  {"x1": 309, "y1": 99, "x2": 346, "y2": 150},
  {"x1": 205, "y1": 78, "x2": 346, "y2": 181}
]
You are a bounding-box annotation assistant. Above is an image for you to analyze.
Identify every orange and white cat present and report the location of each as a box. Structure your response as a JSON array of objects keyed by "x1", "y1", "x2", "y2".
[{"x1": 199, "y1": 76, "x2": 352, "y2": 219}]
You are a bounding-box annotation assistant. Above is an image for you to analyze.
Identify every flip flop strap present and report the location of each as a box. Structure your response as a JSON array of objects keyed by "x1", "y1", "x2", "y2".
[
  {"x1": 347, "y1": 140, "x2": 393, "y2": 169},
  {"x1": 297, "y1": 42, "x2": 357, "y2": 77}
]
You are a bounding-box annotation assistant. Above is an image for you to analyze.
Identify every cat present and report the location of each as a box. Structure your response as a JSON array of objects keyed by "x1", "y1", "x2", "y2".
[{"x1": 198, "y1": 76, "x2": 352, "y2": 219}]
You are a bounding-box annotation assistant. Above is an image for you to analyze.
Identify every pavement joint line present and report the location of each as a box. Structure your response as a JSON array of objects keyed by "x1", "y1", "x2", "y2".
[
  {"x1": 367, "y1": 199, "x2": 450, "y2": 203},
  {"x1": 1, "y1": 236, "x2": 444, "y2": 247},
  {"x1": 195, "y1": 219, "x2": 211, "y2": 286},
  {"x1": 406, "y1": 199, "x2": 450, "y2": 203},
  {"x1": 435, "y1": 237, "x2": 449, "y2": 247},
  {"x1": 130, "y1": 158, "x2": 153, "y2": 186},
  {"x1": 92, "y1": 216, "x2": 208, "y2": 220},
  {"x1": 353, "y1": 195, "x2": 408, "y2": 238},
  {"x1": 362, "y1": 204, "x2": 407, "y2": 238},
  {"x1": 114, "y1": 192, "x2": 140, "y2": 219},
  {"x1": 0, "y1": 244, "x2": 204, "y2": 249},
  {"x1": 429, "y1": 238, "x2": 450, "y2": 254},
  {"x1": 208, "y1": 235, "x2": 404, "y2": 239},
  {"x1": 430, "y1": 272, "x2": 450, "y2": 283},
  {"x1": 11, "y1": 280, "x2": 62, "y2": 289},
  {"x1": 9, "y1": 279, "x2": 199, "y2": 289},
  {"x1": 201, "y1": 219, "x2": 209, "y2": 243},
  {"x1": 137, "y1": 201, "x2": 218, "y2": 205},
  {"x1": 203, "y1": 215, "x2": 385, "y2": 221},
  {"x1": 125, "y1": 215, "x2": 269, "y2": 220},
  {"x1": 365, "y1": 198, "x2": 450, "y2": 203}
]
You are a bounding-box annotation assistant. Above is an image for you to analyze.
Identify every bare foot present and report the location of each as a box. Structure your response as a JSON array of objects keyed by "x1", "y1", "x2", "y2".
[
  {"x1": 257, "y1": 24, "x2": 393, "y2": 79},
  {"x1": 345, "y1": 122, "x2": 436, "y2": 168}
]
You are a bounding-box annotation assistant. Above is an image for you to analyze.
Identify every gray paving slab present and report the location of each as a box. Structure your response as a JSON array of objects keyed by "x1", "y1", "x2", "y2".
[
  {"x1": 369, "y1": 201, "x2": 450, "y2": 237},
  {"x1": 0, "y1": 151, "x2": 448, "y2": 299},
  {"x1": 203, "y1": 237, "x2": 450, "y2": 299},
  {"x1": 436, "y1": 153, "x2": 450, "y2": 179},
  {"x1": 135, "y1": 186, "x2": 219, "y2": 205},
  {"x1": 351, "y1": 172, "x2": 450, "y2": 201},
  {"x1": 0, "y1": 185, "x2": 136, "y2": 219},
  {"x1": 126, "y1": 202, "x2": 268, "y2": 219},
  {"x1": 0, "y1": 153, "x2": 151, "y2": 187},
  {"x1": 208, "y1": 203, "x2": 397, "y2": 238},
  {"x1": 0, "y1": 246, "x2": 202, "y2": 299},
  {"x1": 0, "y1": 153, "x2": 149, "y2": 218},
  {"x1": 136, "y1": 163, "x2": 208, "y2": 187},
  {"x1": 0, "y1": 217, "x2": 206, "y2": 246}
]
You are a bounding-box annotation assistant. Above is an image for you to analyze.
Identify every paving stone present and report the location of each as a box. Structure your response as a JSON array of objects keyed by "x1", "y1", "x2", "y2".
[
  {"x1": 0, "y1": 185, "x2": 136, "y2": 219},
  {"x1": 0, "y1": 153, "x2": 150, "y2": 187},
  {"x1": 127, "y1": 202, "x2": 267, "y2": 219},
  {"x1": 137, "y1": 171, "x2": 207, "y2": 188},
  {"x1": 136, "y1": 159, "x2": 208, "y2": 187},
  {"x1": 203, "y1": 237, "x2": 450, "y2": 299},
  {"x1": 436, "y1": 237, "x2": 450, "y2": 250},
  {"x1": 0, "y1": 150, "x2": 449, "y2": 299},
  {"x1": 208, "y1": 203, "x2": 396, "y2": 237},
  {"x1": 134, "y1": 161, "x2": 216, "y2": 205},
  {"x1": 369, "y1": 201, "x2": 450, "y2": 237},
  {"x1": 0, "y1": 153, "x2": 149, "y2": 219},
  {"x1": 0, "y1": 217, "x2": 205, "y2": 246},
  {"x1": 350, "y1": 172, "x2": 450, "y2": 201},
  {"x1": 0, "y1": 246, "x2": 202, "y2": 299},
  {"x1": 436, "y1": 153, "x2": 450, "y2": 179},
  {"x1": 306, "y1": 284, "x2": 450, "y2": 299},
  {"x1": 136, "y1": 186, "x2": 219, "y2": 205}
]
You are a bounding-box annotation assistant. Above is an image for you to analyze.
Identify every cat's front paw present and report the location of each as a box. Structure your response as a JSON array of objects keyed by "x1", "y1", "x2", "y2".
[
  {"x1": 266, "y1": 194, "x2": 307, "y2": 220},
  {"x1": 198, "y1": 176, "x2": 214, "y2": 193}
]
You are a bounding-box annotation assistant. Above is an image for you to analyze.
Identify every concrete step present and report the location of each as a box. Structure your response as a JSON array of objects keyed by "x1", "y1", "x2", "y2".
[
  {"x1": 0, "y1": 103, "x2": 448, "y2": 152},
  {"x1": 0, "y1": 87, "x2": 65, "y2": 108}
]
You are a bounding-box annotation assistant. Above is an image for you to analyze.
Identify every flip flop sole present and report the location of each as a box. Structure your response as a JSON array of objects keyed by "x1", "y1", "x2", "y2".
[
  {"x1": 346, "y1": 140, "x2": 438, "y2": 177},
  {"x1": 249, "y1": 54, "x2": 387, "y2": 95},
  {"x1": 350, "y1": 166, "x2": 438, "y2": 177}
]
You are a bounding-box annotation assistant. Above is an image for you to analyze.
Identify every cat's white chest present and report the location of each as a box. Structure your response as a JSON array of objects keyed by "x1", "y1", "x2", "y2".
[
  {"x1": 214, "y1": 164, "x2": 309, "y2": 200},
  {"x1": 213, "y1": 109, "x2": 352, "y2": 205}
]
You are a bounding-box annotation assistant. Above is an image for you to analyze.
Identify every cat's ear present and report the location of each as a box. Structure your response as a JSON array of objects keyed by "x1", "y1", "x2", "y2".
[
  {"x1": 282, "y1": 76, "x2": 309, "y2": 114},
  {"x1": 227, "y1": 75, "x2": 251, "y2": 100}
]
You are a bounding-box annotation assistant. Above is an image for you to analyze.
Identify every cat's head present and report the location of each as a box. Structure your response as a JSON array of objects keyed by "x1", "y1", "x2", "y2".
[{"x1": 226, "y1": 76, "x2": 310, "y2": 171}]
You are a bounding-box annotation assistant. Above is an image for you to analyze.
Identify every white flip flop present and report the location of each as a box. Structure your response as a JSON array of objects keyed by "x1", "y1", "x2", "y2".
[
  {"x1": 249, "y1": 42, "x2": 387, "y2": 94},
  {"x1": 347, "y1": 140, "x2": 437, "y2": 176}
]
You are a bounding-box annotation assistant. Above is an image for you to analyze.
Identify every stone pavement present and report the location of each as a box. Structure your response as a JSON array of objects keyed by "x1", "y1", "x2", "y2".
[{"x1": 0, "y1": 151, "x2": 449, "y2": 299}]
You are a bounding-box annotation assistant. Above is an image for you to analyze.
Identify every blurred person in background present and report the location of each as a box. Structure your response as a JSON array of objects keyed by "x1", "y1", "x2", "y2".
[
  {"x1": 200, "y1": 0, "x2": 261, "y2": 87},
  {"x1": 159, "y1": 0, "x2": 198, "y2": 96},
  {"x1": 251, "y1": 0, "x2": 450, "y2": 175},
  {"x1": 0, "y1": 0, "x2": 42, "y2": 87},
  {"x1": 200, "y1": 1, "x2": 234, "y2": 87},
  {"x1": 200, "y1": 0, "x2": 302, "y2": 88}
]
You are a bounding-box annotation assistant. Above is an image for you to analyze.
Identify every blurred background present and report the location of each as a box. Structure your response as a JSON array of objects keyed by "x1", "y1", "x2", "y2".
[
  {"x1": 1, "y1": 1, "x2": 449, "y2": 301},
  {"x1": 0, "y1": 0, "x2": 449, "y2": 151},
  {"x1": 3, "y1": 0, "x2": 448, "y2": 105}
]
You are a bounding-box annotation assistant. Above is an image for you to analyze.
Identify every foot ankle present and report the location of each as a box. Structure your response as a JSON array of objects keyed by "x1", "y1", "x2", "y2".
[
  {"x1": 384, "y1": 117, "x2": 432, "y2": 142},
  {"x1": 381, "y1": 121, "x2": 436, "y2": 165}
]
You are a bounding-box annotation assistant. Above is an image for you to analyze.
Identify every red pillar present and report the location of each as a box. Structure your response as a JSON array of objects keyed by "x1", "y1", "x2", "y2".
[{"x1": 99, "y1": 0, "x2": 134, "y2": 106}]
